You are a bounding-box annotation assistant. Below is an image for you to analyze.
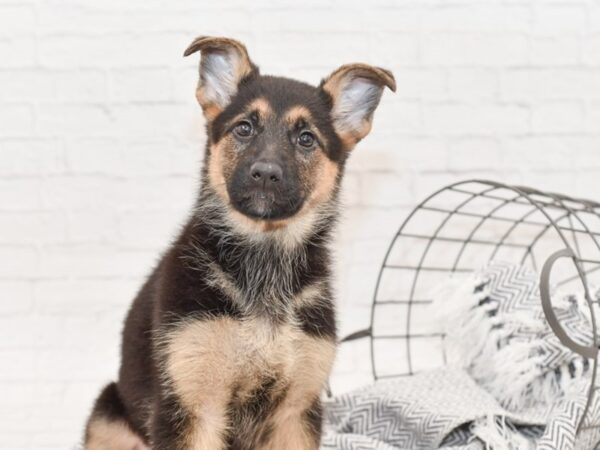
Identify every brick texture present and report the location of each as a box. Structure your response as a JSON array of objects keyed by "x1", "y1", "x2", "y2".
[{"x1": 2, "y1": 1, "x2": 600, "y2": 448}]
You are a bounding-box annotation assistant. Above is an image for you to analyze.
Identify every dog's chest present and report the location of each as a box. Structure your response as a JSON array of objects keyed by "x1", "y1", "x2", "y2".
[
  {"x1": 233, "y1": 318, "x2": 300, "y2": 387},
  {"x1": 163, "y1": 316, "x2": 335, "y2": 411}
]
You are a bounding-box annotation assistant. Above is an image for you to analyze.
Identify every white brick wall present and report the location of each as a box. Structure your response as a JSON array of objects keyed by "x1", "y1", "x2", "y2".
[{"x1": 2, "y1": 0, "x2": 600, "y2": 447}]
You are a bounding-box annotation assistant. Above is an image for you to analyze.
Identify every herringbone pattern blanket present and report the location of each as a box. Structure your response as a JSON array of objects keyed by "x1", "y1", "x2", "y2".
[
  {"x1": 321, "y1": 369, "x2": 600, "y2": 449},
  {"x1": 322, "y1": 262, "x2": 600, "y2": 449}
]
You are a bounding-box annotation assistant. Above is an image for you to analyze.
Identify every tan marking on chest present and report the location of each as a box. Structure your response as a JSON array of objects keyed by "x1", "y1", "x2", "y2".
[
  {"x1": 295, "y1": 280, "x2": 327, "y2": 307},
  {"x1": 160, "y1": 316, "x2": 336, "y2": 449},
  {"x1": 164, "y1": 317, "x2": 334, "y2": 407}
]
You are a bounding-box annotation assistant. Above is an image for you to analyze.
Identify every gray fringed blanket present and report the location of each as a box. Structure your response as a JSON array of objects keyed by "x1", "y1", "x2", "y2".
[
  {"x1": 321, "y1": 368, "x2": 599, "y2": 450},
  {"x1": 322, "y1": 262, "x2": 600, "y2": 449}
]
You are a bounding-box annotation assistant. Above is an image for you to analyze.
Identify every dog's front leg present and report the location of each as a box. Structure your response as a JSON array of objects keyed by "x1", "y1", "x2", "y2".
[
  {"x1": 151, "y1": 393, "x2": 229, "y2": 450},
  {"x1": 262, "y1": 334, "x2": 336, "y2": 449},
  {"x1": 262, "y1": 396, "x2": 322, "y2": 450},
  {"x1": 153, "y1": 318, "x2": 239, "y2": 450}
]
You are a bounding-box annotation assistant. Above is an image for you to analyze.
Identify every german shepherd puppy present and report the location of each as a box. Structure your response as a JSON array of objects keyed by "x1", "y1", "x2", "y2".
[{"x1": 83, "y1": 36, "x2": 395, "y2": 450}]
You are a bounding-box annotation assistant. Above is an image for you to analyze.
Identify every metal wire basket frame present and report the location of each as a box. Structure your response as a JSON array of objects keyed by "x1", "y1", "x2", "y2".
[{"x1": 341, "y1": 179, "x2": 600, "y2": 437}]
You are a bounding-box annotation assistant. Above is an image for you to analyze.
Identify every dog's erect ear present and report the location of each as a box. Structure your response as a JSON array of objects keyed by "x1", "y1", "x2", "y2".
[
  {"x1": 184, "y1": 36, "x2": 257, "y2": 120},
  {"x1": 320, "y1": 64, "x2": 395, "y2": 149}
]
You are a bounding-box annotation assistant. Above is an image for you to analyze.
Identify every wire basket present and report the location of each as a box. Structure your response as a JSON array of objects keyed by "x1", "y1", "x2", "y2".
[{"x1": 341, "y1": 179, "x2": 600, "y2": 436}]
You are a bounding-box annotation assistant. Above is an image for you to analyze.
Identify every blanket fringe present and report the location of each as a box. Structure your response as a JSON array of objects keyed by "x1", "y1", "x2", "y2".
[
  {"x1": 433, "y1": 271, "x2": 589, "y2": 412},
  {"x1": 471, "y1": 415, "x2": 535, "y2": 450}
]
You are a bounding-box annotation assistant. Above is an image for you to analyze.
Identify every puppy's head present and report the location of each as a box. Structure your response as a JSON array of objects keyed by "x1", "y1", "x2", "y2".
[{"x1": 185, "y1": 36, "x2": 395, "y2": 233}]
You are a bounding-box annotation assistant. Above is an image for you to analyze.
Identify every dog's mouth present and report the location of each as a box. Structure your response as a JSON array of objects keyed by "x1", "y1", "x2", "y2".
[{"x1": 229, "y1": 188, "x2": 305, "y2": 221}]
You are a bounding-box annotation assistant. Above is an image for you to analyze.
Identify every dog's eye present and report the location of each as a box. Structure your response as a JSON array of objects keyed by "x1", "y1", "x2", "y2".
[
  {"x1": 233, "y1": 120, "x2": 253, "y2": 138},
  {"x1": 298, "y1": 131, "x2": 316, "y2": 148}
]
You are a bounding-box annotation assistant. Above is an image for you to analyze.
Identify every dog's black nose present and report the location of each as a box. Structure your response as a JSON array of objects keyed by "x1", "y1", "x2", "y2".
[{"x1": 250, "y1": 161, "x2": 283, "y2": 184}]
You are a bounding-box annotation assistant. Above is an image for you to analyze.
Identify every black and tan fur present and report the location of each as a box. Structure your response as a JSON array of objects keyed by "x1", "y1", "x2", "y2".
[{"x1": 83, "y1": 36, "x2": 395, "y2": 450}]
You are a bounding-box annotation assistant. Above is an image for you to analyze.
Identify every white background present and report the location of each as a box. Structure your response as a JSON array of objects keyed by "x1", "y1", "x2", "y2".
[{"x1": 2, "y1": 0, "x2": 600, "y2": 448}]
